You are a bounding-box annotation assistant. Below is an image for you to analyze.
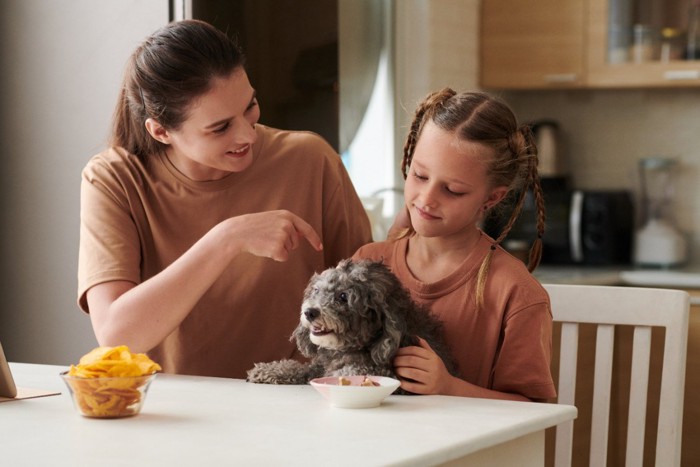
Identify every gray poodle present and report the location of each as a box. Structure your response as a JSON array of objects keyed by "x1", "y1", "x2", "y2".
[{"x1": 246, "y1": 259, "x2": 456, "y2": 391}]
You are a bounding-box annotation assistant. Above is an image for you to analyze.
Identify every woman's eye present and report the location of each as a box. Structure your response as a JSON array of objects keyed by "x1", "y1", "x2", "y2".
[
  {"x1": 213, "y1": 122, "x2": 230, "y2": 134},
  {"x1": 246, "y1": 100, "x2": 258, "y2": 112},
  {"x1": 336, "y1": 292, "x2": 348, "y2": 303}
]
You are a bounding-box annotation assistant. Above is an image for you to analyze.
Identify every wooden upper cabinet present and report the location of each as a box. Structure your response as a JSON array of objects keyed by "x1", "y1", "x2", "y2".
[
  {"x1": 587, "y1": 0, "x2": 700, "y2": 88},
  {"x1": 480, "y1": 0, "x2": 586, "y2": 89},
  {"x1": 481, "y1": 0, "x2": 700, "y2": 89}
]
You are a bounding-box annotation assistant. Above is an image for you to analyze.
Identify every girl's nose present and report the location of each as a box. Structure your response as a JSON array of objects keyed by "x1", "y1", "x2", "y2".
[{"x1": 420, "y1": 183, "x2": 440, "y2": 208}]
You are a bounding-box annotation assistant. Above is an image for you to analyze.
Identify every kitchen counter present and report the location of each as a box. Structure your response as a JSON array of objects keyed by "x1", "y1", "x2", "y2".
[
  {"x1": 534, "y1": 266, "x2": 624, "y2": 286},
  {"x1": 535, "y1": 265, "x2": 700, "y2": 304}
]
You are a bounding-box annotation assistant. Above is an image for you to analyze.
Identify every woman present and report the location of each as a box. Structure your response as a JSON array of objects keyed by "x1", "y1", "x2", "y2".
[{"x1": 78, "y1": 20, "x2": 372, "y2": 378}]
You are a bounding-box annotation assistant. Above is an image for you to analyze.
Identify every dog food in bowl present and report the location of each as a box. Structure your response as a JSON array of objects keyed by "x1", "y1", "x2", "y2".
[
  {"x1": 310, "y1": 375, "x2": 400, "y2": 408},
  {"x1": 338, "y1": 376, "x2": 380, "y2": 387}
]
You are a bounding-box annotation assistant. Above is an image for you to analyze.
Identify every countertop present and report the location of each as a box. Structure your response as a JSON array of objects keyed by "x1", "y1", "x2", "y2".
[{"x1": 534, "y1": 265, "x2": 700, "y2": 305}]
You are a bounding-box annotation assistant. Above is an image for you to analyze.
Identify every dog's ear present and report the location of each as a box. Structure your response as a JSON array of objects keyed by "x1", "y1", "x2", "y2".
[
  {"x1": 369, "y1": 310, "x2": 404, "y2": 366},
  {"x1": 362, "y1": 261, "x2": 410, "y2": 365},
  {"x1": 292, "y1": 321, "x2": 318, "y2": 358}
]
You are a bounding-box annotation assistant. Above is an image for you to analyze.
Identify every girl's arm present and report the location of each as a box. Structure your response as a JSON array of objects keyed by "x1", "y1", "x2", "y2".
[
  {"x1": 87, "y1": 210, "x2": 322, "y2": 353},
  {"x1": 393, "y1": 337, "x2": 531, "y2": 402}
]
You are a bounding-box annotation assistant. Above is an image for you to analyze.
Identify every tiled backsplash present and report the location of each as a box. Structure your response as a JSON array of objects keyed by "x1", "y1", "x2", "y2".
[{"x1": 503, "y1": 89, "x2": 700, "y2": 264}]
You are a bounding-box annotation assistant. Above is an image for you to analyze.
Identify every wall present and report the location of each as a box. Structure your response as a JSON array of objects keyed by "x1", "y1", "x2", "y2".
[
  {"x1": 0, "y1": 1, "x2": 169, "y2": 364},
  {"x1": 390, "y1": 0, "x2": 480, "y2": 218},
  {"x1": 503, "y1": 89, "x2": 700, "y2": 264}
]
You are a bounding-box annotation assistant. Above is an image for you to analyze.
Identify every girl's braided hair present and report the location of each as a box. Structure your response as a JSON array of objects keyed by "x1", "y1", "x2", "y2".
[{"x1": 400, "y1": 88, "x2": 545, "y2": 310}]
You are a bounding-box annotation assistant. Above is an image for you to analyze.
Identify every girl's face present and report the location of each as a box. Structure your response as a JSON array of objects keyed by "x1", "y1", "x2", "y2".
[
  {"x1": 147, "y1": 68, "x2": 260, "y2": 181},
  {"x1": 404, "y1": 121, "x2": 507, "y2": 240}
]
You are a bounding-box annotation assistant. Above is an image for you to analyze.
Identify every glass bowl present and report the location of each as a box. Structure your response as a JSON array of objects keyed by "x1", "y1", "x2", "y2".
[
  {"x1": 60, "y1": 371, "x2": 156, "y2": 418},
  {"x1": 310, "y1": 375, "x2": 400, "y2": 409}
]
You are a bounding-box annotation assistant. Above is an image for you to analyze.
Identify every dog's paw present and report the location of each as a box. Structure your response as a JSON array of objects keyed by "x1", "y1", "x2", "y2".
[
  {"x1": 246, "y1": 360, "x2": 311, "y2": 385},
  {"x1": 246, "y1": 362, "x2": 277, "y2": 384}
]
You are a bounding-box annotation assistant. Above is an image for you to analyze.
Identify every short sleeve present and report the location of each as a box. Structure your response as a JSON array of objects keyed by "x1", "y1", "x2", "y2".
[{"x1": 78, "y1": 154, "x2": 142, "y2": 312}]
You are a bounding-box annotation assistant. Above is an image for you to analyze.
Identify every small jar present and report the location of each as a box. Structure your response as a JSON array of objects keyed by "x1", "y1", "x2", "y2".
[
  {"x1": 631, "y1": 24, "x2": 655, "y2": 63},
  {"x1": 659, "y1": 28, "x2": 683, "y2": 62}
]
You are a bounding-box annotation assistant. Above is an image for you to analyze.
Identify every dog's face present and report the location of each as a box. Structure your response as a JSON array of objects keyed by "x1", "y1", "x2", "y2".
[{"x1": 298, "y1": 260, "x2": 389, "y2": 351}]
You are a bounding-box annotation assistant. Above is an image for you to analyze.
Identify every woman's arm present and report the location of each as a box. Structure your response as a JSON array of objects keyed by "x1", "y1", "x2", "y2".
[{"x1": 87, "y1": 210, "x2": 322, "y2": 353}]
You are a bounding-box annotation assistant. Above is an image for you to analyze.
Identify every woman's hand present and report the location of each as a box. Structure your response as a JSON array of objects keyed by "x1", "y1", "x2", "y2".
[
  {"x1": 88, "y1": 209, "x2": 322, "y2": 353},
  {"x1": 393, "y1": 337, "x2": 453, "y2": 395},
  {"x1": 227, "y1": 210, "x2": 323, "y2": 261}
]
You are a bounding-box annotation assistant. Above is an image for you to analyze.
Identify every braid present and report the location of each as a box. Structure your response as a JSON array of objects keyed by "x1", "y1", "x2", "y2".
[
  {"x1": 474, "y1": 123, "x2": 544, "y2": 309},
  {"x1": 526, "y1": 128, "x2": 546, "y2": 271},
  {"x1": 401, "y1": 88, "x2": 456, "y2": 179},
  {"x1": 401, "y1": 108, "x2": 424, "y2": 179}
]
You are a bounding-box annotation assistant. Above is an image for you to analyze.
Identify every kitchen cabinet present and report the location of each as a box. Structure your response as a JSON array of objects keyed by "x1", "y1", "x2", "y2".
[
  {"x1": 481, "y1": 0, "x2": 586, "y2": 89},
  {"x1": 545, "y1": 288, "x2": 700, "y2": 466},
  {"x1": 481, "y1": 0, "x2": 700, "y2": 89}
]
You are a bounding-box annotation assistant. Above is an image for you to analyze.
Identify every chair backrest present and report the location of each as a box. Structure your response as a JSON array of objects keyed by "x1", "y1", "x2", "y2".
[{"x1": 543, "y1": 283, "x2": 689, "y2": 467}]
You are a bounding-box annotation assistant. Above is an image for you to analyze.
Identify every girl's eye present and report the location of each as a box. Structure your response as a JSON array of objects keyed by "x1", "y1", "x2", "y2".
[
  {"x1": 246, "y1": 100, "x2": 258, "y2": 112},
  {"x1": 413, "y1": 172, "x2": 427, "y2": 181},
  {"x1": 446, "y1": 187, "x2": 465, "y2": 196}
]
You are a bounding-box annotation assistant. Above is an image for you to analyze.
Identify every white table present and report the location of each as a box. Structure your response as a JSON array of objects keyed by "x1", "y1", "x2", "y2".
[{"x1": 2, "y1": 363, "x2": 576, "y2": 466}]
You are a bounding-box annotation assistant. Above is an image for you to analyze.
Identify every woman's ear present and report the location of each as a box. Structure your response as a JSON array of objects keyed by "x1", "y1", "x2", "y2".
[{"x1": 145, "y1": 118, "x2": 171, "y2": 145}]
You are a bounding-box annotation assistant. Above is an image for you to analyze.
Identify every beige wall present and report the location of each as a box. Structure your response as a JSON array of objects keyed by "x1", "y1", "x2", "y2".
[
  {"x1": 503, "y1": 90, "x2": 700, "y2": 265},
  {"x1": 393, "y1": 0, "x2": 480, "y2": 189},
  {"x1": 0, "y1": 1, "x2": 169, "y2": 364}
]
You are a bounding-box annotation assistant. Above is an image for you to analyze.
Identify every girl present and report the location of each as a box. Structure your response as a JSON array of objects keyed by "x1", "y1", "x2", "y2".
[
  {"x1": 353, "y1": 89, "x2": 555, "y2": 401},
  {"x1": 78, "y1": 20, "x2": 372, "y2": 378}
]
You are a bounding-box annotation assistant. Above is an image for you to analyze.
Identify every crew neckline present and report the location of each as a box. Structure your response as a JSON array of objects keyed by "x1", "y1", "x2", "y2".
[{"x1": 394, "y1": 233, "x2": 492, "y2": 298}]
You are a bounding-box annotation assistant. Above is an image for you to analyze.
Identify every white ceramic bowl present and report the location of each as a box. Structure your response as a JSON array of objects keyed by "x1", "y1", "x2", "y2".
[{"x1": 310, "y1": 375, "x2": 401, "y2": 409}]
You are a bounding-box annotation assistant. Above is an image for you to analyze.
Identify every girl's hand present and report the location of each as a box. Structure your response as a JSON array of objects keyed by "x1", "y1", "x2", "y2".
[
  {"x1": 227, "y1": 210, "x2": 323, "y2": 261},
  {"x1": 393, "y1": 337, "x2": 453, "y2": 395}
]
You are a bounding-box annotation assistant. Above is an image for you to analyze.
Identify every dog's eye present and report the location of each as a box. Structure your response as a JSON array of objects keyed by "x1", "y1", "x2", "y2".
[{"x1": 336, "y1": 292, "x2": 348, "y2": 303}]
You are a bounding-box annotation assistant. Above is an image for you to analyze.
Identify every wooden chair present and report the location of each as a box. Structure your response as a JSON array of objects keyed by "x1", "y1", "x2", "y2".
[{"x1": 543, "y1": 284, "x2": 689, "y2": 467}]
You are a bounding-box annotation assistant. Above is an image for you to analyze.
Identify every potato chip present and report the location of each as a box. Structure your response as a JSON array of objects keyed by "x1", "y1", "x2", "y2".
[
  {"x1": 68, "y1": 345, "x2": 161, "y2": 378},
  {"x1": 64, "y1": 345, "x2": 161, "y2": 417}
]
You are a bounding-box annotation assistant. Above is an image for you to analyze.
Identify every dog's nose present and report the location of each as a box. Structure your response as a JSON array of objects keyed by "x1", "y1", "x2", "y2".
[{"x1": 304, "y1": 308, "x2": 319, "y2": 322}]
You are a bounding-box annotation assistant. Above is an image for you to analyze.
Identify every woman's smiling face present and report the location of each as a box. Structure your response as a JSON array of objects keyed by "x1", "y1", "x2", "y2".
[
  {"x1": 149, "y1": 67, "x2": 261, "y2": 181},
  {"x1": 404, "y1": 121, "x2": 507, "y2": 239}
]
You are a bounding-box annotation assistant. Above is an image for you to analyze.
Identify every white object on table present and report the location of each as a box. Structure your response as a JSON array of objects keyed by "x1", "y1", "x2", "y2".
[{"x1": 4, "y1": 363, "x2": 576, "y2": 466}]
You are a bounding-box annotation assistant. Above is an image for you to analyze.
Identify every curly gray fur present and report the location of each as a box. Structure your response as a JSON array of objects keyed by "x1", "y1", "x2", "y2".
[{"x1": 247, "y1": 259, "x2": 457, "y2": 393}]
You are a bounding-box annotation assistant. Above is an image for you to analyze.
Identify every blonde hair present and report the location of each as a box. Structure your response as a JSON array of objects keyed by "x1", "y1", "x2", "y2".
[{"x1": 400, "y1": 88, "x2": 545, "y2": 310}]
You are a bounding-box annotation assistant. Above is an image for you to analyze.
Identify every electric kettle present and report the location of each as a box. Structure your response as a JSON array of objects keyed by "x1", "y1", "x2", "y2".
[{"x1": 531, "y1": 120, "x2": 563, "y2": 177}]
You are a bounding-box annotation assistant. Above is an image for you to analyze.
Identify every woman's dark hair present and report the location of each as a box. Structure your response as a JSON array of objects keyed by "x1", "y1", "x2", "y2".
[
  {"x1": 110, "y1": 19, "x2": 246, "y2": 161},
  {"x1": 400, "y1": 88, "x2": 545, "y2": 309}
]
